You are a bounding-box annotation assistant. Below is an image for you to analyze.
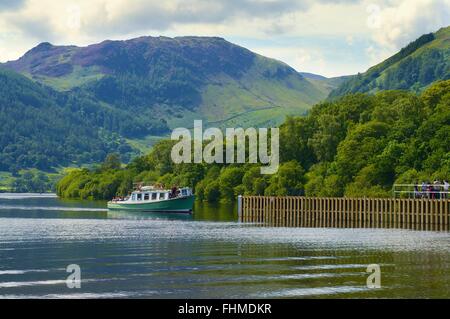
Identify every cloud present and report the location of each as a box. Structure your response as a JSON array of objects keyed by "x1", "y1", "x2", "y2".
[
  {"x1": 1, "y1": 0, "x2": 364, "y2": 41},
  {"x1": 80, "y1": 0, "x2": 314, "y2": 37},
  {"x1": 0, "y1": 0, "x2": 448, "y2": 76},
  {"x1": 366, "y1": 0, "x2": 450, "y2": 50}
]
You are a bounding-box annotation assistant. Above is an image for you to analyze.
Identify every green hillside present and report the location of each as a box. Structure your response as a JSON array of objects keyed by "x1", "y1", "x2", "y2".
[
  {"x1": 330, "y1": 26, "x2": 450, "y2": 97},
  {"x1": 57, "y1": 80, "x2": 450, "y2": 201},
  {"x1": 4, "y1": 36, "x2": 331, "y2": 131},
  {"x1": 0, "y1": 66, "x2": 136, "y2": 174}
]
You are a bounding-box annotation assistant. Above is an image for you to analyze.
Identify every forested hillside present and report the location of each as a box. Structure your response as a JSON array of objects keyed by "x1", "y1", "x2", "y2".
[
  {"x1": 330, "y1": 26, "x2": 450, "y2": 97},
  {"x1": 0, "y1": 66, "x2": 136, "y2": 173},
  {"x1": 56, "y1": 80, "x2": 450, "y2": 201}
]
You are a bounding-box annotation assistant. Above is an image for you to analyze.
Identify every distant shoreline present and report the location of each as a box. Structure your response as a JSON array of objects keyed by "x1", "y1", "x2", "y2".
[{"x1": 0, "y1": 193, "x2": 57, "y2": 199}]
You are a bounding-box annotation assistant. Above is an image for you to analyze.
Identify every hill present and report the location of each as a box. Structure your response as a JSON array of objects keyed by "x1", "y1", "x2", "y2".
[
  {"x1": 329, "y1": 26, "x2": 450, "y2": 98},
  {"x1": 0, "y1": 66, "x2": 137, "y2": 173},
  {"x1": 4, "y1": 36, "x2": 333, "y2": 131},
  {"x1": 300, "y1": 72, "x2": 352, "y2": 97}
]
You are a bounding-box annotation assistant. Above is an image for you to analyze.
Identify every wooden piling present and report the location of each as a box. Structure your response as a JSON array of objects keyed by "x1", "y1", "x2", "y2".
[{"x1": 239, "y1": 196, "x2": 450, "y2": 231}]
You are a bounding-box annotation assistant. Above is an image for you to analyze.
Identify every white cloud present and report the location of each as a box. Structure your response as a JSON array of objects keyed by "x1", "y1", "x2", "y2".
[
  {"x1": 365, "y1": 45, "x2": 392, "y2": 66},
  {"x1": 366, "y1": 0, "x2": 450, "y2": 51},
  {"x1": 0, "y1": 0, "x2": 448, "y2": 76}
]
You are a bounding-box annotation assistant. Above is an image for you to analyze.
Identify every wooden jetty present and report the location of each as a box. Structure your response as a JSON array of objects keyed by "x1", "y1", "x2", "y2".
[{"x1": 238, "y1": 196, "x2": 450, "y2": 231}]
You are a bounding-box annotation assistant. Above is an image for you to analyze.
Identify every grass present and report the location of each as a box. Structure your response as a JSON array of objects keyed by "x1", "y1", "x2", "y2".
[
  {"x1": 126, "y1": 135, "x2": 166, "y2": 155},
  {"x1": 165, "y1": 53, "x2": 331, "y2": 130},
  {"x1": 31, "y1": 65, "x2": 105, "y2": 91},
  {"x1": 0, "y1": 167, "x2": 79, "y2": 193},
  {"x1": 0, "y1": 171, "x2": 14, "y2": 192}
]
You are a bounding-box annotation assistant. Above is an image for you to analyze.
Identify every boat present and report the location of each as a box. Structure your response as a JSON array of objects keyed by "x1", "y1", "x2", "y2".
[{"x1": 107, "y1": 185, "x2": 195, "y2": 213}]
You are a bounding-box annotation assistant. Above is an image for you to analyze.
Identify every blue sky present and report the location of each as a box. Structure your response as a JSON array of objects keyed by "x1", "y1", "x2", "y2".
[{"x1": 0, "y1": 0, "x2": 448, "y2": 77}]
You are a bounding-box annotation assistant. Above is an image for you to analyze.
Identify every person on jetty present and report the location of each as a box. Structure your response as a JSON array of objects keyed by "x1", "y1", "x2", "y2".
[
  {"x1": 421, "y1": 181, "x2": 428, "y2": 198},
  {"x1": 444, "y1": 180, "x2": 449, "y2": 199},
  {"x1": 427, "y1": 182, "x2": 435, "y2": 199},
  {"x1": 433, "y1": 180, "x2": 441, "y2": 199},
  {"x1": 415, "y1": 180, "x2": 449, "y2": 199},
  {"x1": 414, "y1": 183, "x2": 420, "y2": 198}
]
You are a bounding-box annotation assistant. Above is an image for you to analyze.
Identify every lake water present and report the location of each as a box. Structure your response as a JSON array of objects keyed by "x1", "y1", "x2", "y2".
[{"x1": 0, "y1": 193, "x2": 449, "y2": 299}]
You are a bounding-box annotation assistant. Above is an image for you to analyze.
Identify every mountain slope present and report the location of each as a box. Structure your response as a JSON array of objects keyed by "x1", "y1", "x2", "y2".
[
  {"x1": 4, "y1": 36, "x2": 329, "y2": 131},
  {"x1": 0, "y1": 66, "x2": 136, "y2": 172},
  {"x1": 300, "y1": 72, "x2": 352, "y2": 97},
  {"x1": 329, "y1": 26, "x2": 450, "y2": 98}
]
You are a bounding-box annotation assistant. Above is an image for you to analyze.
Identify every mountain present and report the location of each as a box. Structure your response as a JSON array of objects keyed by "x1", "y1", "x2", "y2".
[
  {"x1": 4, "y1": 36, "x2": 331, "y2": 132},
  {"x1": 329, "y1": 26, "x2": 450, "y2": 98},
  {"x1": 300, "y1": 72, "x2": 351, "y2": 97},
  {"x1": 1, "y1": 35, "x2": 338, "y2": 183}
]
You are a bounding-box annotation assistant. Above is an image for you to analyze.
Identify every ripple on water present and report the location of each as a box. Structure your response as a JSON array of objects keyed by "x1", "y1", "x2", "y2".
[
  {"x1": 0, "y1": 195, "x2": 449, "y2": 299},
  {"x1": 1, "y1": 218, "x2": 449, "y2": 252},
  {"x1": 0, "y1": 193, "x2": 58, "y2": 200}
]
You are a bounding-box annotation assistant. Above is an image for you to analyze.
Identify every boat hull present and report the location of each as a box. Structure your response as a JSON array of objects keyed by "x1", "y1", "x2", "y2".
[{"x1": 107, "y1": 195, "x2": 195, "y2": 213}]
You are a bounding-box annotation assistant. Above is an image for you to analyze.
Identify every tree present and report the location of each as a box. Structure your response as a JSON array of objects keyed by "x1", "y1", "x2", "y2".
[
  {"x1": 219, "y1": 167, "x2": 245, "y2": 202},
  {"x1": 265, "y1": 161, "x2": 305, "y2": 196},
  {"x1": 101, "y1": 153, "x2": 122, "y2": 171}
]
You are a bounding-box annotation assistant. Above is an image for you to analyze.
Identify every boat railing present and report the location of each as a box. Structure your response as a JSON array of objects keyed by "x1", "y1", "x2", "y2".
[{"x1": 132, "y1": 182, "x2": 166, "y2": 191}]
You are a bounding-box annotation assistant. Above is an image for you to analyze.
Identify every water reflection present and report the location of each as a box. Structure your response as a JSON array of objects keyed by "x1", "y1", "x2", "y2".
[
  {"x1": 0, "y1": 193, "x2": 237, "y2": 222},
  {"x1": 108, "y1": 210, "x2": 194, "y2": 221}
]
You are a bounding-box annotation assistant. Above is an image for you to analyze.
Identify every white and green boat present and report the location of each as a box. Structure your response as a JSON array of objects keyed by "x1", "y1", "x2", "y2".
[{"x1": 107, "y1": 185, "x2": 194, "y2": 213}]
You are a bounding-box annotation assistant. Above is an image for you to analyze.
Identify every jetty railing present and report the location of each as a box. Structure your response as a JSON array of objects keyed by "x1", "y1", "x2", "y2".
[
  {"x1": 393, "y1": 183, "x2": 449, "y2": 198},
  {"x1": 238, "y1": 196, "x2": 450, "y2": 231}
]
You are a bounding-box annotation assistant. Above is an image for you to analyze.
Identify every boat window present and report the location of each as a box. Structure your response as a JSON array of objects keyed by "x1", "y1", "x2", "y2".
[
  {"x1": 181, "y1": 189, "x2": 187, "y2": 196},
  {"x1": 158, "y1": 193, "x2": 165, "y2": 200},
  {"x1": 151, "y1": 193, "x2": 157, "y2": 200},
  {"x1": 132, "y1": 194, "x2": 136, "y2": 201},
  {"x1": 144, "y1": 193, "x2": 149, "y2": 200},
  {"x1": 137, "y1": 193, "x2": 142, "y2": 201}
]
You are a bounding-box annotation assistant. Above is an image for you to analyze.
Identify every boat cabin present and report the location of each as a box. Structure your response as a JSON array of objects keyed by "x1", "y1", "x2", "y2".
[{"x1": 129, "y1": 187, "x2": 193, "y2": 202}]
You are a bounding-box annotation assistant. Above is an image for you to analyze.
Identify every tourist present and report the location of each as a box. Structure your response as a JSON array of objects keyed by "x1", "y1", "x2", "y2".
[
  {"x1": 433, "y1": 180, "x2": 441, "y2": 200},
  {"x1": 444, "y1": 180, "x2": 449, "y2": 199},
  {"x1": 170, "y1": 186, "x2": 178, "y2": 199},
  {"x1": 414, "y1": 183, "x2": 420, "y2": 199},
  {"x1": 427, "y1": 182, "x2": 434, "y2": 199},
  {"x1": 421, "y1": 181, "x2": 428, "y2": 198}
]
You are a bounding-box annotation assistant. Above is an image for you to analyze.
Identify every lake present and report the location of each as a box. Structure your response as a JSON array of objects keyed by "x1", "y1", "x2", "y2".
[{"x1": 0, "y1": 193, "x2": 449, "y2": 299}]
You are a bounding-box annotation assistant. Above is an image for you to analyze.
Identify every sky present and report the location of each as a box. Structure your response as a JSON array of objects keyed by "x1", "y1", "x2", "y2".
[{"x1": 0, "y1": 0, "x2": 448, "y2": 77}]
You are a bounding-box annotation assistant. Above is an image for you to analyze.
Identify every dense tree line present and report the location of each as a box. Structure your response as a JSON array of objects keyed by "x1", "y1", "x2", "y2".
[
  {"x1": 12, "y1": 171, "x2": 54, "y2": 193},
  {"x1": 57, "y1": 80, "x2": 450, "y2": 201}
]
